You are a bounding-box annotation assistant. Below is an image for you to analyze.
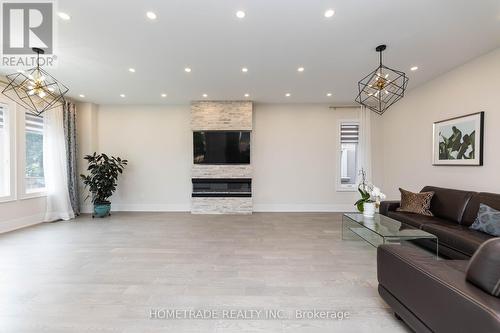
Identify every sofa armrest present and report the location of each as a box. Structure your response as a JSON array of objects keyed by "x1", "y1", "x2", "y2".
[{"x1": 379, "y1": 200, "x2": 400, "y2": 216}]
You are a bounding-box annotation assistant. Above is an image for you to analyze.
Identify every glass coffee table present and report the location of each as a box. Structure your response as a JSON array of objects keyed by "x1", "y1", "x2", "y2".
[{"x1": 342, "y1": 213, "x2": 438, "y2": 257}]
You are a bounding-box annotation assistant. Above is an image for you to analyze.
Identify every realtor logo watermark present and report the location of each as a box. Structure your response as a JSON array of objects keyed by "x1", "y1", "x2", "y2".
[
  {"x1": 149, "y1": 308, "x2": 351, "y2": 321},
  {"x1": 1, "y1": 1, "x2": 57, "y2": 66}
]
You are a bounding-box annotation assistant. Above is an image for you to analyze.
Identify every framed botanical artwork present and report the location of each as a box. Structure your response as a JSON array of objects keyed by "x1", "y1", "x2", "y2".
[{"x1": 433, "y1": 112, "x2": 484, "y2": 166}]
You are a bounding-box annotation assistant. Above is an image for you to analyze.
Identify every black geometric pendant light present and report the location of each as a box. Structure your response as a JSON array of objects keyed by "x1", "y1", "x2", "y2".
[
  {"x1": 2, "y1": 48, "x2": 69, "y2": 117},
  {"x1": 355, "y1": 45, "x2": 409, "y2": 115}
]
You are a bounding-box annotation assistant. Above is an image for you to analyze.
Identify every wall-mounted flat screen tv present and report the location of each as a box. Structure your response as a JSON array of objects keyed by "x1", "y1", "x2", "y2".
[{"x1": 194, "y1": 131, "x2": 250, "y2": 164}]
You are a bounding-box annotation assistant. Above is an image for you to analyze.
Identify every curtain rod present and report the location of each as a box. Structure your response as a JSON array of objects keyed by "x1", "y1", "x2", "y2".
[{"x1": 329, "y1": 105, "x2": 361, "y2": 109}]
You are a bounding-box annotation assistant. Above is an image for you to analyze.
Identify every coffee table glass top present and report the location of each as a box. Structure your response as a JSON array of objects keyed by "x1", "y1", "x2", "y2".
[
  {"x1": 342, "y1": 213, "x2": 439, "y2": 257},
  {"x1": 343, "y1": 213, "x2": 437, "y2": 239}
]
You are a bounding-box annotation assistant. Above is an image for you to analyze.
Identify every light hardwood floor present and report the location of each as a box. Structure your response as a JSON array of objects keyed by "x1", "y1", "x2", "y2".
[{"x1": 0, "y1": 212, "x2": 411, "y2": 333}]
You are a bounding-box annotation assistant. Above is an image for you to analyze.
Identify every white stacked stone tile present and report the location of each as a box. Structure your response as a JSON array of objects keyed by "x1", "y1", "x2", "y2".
[
  {"x1": 192, "y1": 165, "x2": 252, "y2": 179},
  {"x1": 191, "y1": 101, "x2": 252, "y2": 131},
  {"x1": 191, "y1": 197, "x2": 253, "y2": 214}
]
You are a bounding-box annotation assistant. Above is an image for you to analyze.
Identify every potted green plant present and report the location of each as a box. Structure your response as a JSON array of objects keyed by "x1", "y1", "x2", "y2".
[{"x1": 80, "y1": 153, "x2": 128, "y2": 218}]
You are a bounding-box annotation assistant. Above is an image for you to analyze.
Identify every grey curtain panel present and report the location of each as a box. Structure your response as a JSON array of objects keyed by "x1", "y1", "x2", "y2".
[{"x1": 63, "y1": 102, "x2": 80, "y2": 215}]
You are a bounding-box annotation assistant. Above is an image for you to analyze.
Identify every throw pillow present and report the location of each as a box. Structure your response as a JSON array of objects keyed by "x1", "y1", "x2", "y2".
[
  {"x1": 466, "y1": 238, "x2": 500, "y2": 297},
  {"x1": 469, "y1": 203, "x2": 500, "y2": 237},
  {"x1": 396, "y1": 188, "x2": 434, "y2": 216}
]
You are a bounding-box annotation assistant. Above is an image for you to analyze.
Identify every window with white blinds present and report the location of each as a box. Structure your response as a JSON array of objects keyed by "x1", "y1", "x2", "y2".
[
  {"x1": 339, "y1": 121, "x2": 359, "y2": 190},
  {"x1": 25, "y1": 114, "x2": 44, "y2": 134},
  {"x1": 0, "y1": 105, "x2": 11, "y2": 198},
  {"x1": 340, "y1": 123, "x2": 359, "y2": 144},
  {"x1": 25, "y1": 112, "x2": 45, "y2": 193}
]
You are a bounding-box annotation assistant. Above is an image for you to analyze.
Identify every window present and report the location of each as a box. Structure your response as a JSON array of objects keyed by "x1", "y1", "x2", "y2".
[
  {"x1": 24, "y1": 113, "x2": 45, "y2": 193},
  {"x1": 0, "y1": 105, "x2": 11, "y2": 198},
  {"x1": 339, "y1": 122, "x2": 359, "y2": 191}
]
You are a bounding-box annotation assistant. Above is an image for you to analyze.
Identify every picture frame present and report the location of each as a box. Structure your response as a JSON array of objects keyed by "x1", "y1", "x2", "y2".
[{"x1": 432, "y1": 112, "x2": 484, "y2": 166}]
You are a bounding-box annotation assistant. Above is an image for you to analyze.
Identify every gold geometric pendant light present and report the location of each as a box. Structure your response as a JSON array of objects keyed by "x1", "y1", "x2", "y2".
[
  {"x1": 356, "y1": 45, "x2": 409, "y2": 115},
  {"x1": 2, "y1": 48, "x2": 69, "y2": 116}
]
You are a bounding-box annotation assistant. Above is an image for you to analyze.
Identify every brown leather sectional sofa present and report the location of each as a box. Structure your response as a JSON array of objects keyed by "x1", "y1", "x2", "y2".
[
  {"x1": 377, "y1": 186, "x2": 500, "y2": 332},
  {"x1": 380, "y1": 186, "x2": 499, "y2": 259}
]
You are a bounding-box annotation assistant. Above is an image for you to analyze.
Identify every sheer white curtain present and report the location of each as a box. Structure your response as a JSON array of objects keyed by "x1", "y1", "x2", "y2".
[
  {"x1": 43, "y1": 106, "x2": 75, "y2": 221},
  {"x1": 358, "y1": 106, "x2": 372, "y2": 182}
]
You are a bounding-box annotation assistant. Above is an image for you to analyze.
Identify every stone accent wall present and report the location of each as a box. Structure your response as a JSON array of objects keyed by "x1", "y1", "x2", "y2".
[
  {"x1": 191, "y1": 100, "x2": 253, "y2": 214},
  {"x1": 191, "y1": 101, "x2": 252, "y2": 131},
  {"x1": 191, "y1": 197, "x2": 252, "y2": 214},
  {"x1": 192, "y1": 165, "x2": 252, "y2": 179}
]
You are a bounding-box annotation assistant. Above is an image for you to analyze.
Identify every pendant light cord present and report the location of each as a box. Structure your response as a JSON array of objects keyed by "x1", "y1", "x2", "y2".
[
  {"x1": 32, "y1": 47, "x2": 44, "y2": 68},
  {"x1": 36, "y1": 49, "x2": 41, "y2": 68}
]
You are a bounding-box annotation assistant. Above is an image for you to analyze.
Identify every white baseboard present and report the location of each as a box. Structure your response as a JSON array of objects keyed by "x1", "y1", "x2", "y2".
[
  {"x1": 0, "y1": 213, "x2": 45, "y2": 234},
  {"x1": 80, "y1": 203, "x2": 191, "y2": 213},
  {"x1": 80, "y1": 204, "x2": 93, "y2": 214},
  {"x1": 81, "y1": 203, "x2": 355, "y2": 213},
  {"x1": 253, "y1": 203, "x2": 356, "y2": 212}
]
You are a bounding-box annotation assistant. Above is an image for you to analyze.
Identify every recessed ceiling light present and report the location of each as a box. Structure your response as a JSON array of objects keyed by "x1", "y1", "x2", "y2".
[
  {"x1": 410, "y1": 66, "x2": 419, "y2": 71},
  {"x1": 79, "y1": 94, "x2": 85, "y2": 98},
  {"x1": 161, "y1": 93, "x2": 167, "y2": 98},
  {"x1": 120, "y1": 94, "x2": 126, "y2": 98},
  {"x1": 285, "y1": 93, "x2": 291, "y2": 97},
  {"x1": 202, "y1": 93, "x2": 208, "y2": 98},
  {"x1": 58, "y1": 12, "x2": 71, "y2": 21},
  {"x1": 146, "y1": 11, "x2": 157, "y2": 20},
  {"x1": 184, "y1": 67, "x2": 192, "y2": 73},
  {"x1": 326, "y1": 93, "x2": 332, "y2": 97},
  {"x1": 297, "y1": 67, "x2": 305, "y2": 72},
  {"x1": 128, "y1": 68, "x2": 136, "y2": 73},
  {"x1": 244, "y1": 93, "x2": 250, "y2": 98},
  {"x1": 324, "y1": 9, "x2": 335, "y2": 18},
  {"x1": 236, "y1": 10, "x2": 246, "y2": 19},
  {"x1": 241, "y1": 67, "x2": 248, "y2": 73}
]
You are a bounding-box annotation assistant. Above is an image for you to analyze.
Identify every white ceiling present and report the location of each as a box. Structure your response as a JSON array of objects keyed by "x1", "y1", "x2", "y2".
[{"x1": 2, "y1": 0, "x2": 500, "y2": 105}]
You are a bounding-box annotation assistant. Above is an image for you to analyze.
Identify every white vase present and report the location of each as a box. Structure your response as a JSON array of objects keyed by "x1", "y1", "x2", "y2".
[{"x1": 363, "y1": 202, "x2": 376, "y2": 218}]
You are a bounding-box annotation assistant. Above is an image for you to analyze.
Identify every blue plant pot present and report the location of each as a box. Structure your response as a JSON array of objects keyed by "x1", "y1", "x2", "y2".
[{"x1": 93, "y1": 203, "x2": 111, "y2": 218}]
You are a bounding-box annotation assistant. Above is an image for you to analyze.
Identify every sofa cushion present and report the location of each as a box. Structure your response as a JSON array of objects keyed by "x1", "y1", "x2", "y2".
[
  {"x1": 397, "y1": 188, "x2": 434, "y2": 216},
  {"x1": 387, "y1": 211, "x2": 451, "y2": 229},
  {"x1": 462, "y1": 192, "x2": 500, "y2": 226},
  {"x1": 470, "y1": 204, "x2": 500, "y2": 237},
  {"x1": 379, "y1": 200, "x2": 401, "y2": 216},
  {"x1": 421, "y1": 186, "x2": 475, "y2": 224},
  {"x1": 422, "y1": 223, "x2": 493, "y2": 257},
  {"x1": 466, "y1": 238, "x2": 500, "y2": 297}
]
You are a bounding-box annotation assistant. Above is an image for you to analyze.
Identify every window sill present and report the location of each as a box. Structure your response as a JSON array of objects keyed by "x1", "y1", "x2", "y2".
[
  {"x1": 0, "y1": 196, "x2": 16, "y2": 204},
  {"x1": 20, "y1": 191, "x2": 47, "y2": 200},
  {"x1": 337, "y1": 187, "x2": 357, "y2": 193}
]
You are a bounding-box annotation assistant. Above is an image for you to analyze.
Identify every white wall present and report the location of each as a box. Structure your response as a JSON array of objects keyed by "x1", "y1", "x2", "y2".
[
  {"x1": 93, "y1": 104, "x2": 192, "y2": 211},
  {"x1": 375, "y1": 47, "x2": 500, "y2": 199},
  {"x1": 75, "y1": 102, "x2": 98, "y2": 211},
  {"x1": 253, "y1": 104, "x2": 360, "y2": 211},
  {"x1": 87, "y1": 103, "x2": 361, "y2": 212},
  {"x1": 0, "y1": 198, "x2": 46, "y2": 232}
]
